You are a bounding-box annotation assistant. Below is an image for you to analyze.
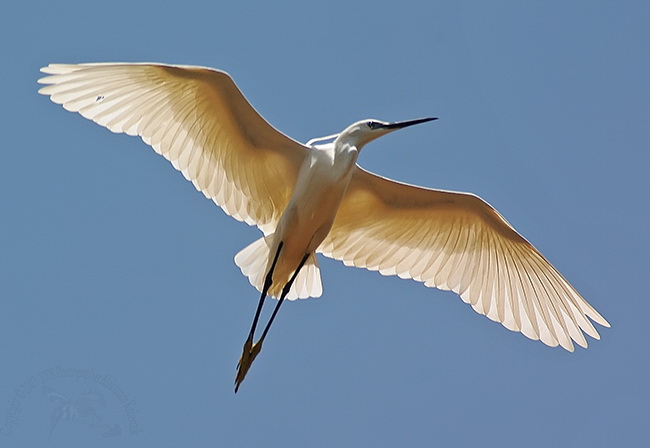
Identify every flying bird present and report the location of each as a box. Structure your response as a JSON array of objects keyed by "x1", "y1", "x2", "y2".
[{"x1": 38, "y1": 63, "x2": 609, "y2": 391}]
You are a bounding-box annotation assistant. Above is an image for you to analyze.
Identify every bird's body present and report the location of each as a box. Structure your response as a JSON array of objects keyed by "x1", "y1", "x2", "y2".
[
  {"x1": 38, "y1": 62, "x2": 609, "y2": 391},
  {"x1": 263, "y1": 138, "x2": 358, "y2": 297}
]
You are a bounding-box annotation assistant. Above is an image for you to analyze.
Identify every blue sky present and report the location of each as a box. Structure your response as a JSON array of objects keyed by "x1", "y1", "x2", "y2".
[{"x1": 1, "y1": 1, "x2": 649, "y2": 447}]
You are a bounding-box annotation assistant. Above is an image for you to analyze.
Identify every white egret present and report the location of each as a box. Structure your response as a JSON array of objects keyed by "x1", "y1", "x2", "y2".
[{"x1": 38, "y1": 63, "x2": 609, "y2": 391}]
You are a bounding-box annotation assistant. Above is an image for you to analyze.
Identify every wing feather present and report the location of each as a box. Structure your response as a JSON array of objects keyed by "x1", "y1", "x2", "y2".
[
  {"x1": 38, "y1": 63, "x2": 308, "y2": 234},
  {"x1": 319, "y1": 166, "x2": 609, "y2": 350}
]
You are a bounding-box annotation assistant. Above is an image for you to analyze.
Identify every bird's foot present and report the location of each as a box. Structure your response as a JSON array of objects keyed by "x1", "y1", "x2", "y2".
[
  {"x1": 235, "y1": 339, "x2": 263, "y2": 392},
  {"x1": 236, "y1": 337, "x2": 253, "y2": 370}
]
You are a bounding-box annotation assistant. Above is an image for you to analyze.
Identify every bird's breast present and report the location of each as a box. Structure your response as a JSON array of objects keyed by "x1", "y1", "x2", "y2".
[{"x1": 274, "y1": 151, "x2": 356, "y2": 254}]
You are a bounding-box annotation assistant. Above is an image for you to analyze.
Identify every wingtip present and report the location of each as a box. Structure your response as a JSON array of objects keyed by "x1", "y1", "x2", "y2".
[
  {"x1": 39, "y1": 64, "x2": 54, "y2": 74},
  {"x1": 39, "y1": 63, "x2": 69, "y2": 75}
]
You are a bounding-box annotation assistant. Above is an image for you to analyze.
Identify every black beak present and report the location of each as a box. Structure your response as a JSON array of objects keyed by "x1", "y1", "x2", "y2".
[{"x1": 382, "y1": 117, "x2": 438, "y2": 130}]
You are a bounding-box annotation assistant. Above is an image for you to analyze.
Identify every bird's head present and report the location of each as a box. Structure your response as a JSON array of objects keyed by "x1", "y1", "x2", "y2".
[{"x1": 336, "y1": 117, "x2": 437, "y2": 150}]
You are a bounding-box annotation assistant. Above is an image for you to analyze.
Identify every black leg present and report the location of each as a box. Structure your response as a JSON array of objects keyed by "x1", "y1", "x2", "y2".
[
  {"x1": 235, "y1": 242, "x2": 283, "y2": 393},
  {"x1": 234, "y1": 251, "x2": 310, "y2": 393},
  {"x1": 258, "y1": 252, "x2": 310, "y2": 344},
  {"x1": 247, "y1": 241, "x2": 283, "y2": 341}
]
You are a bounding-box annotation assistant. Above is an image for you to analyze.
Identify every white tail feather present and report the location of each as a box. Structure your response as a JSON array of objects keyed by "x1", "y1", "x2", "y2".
[{"x1": 234, "y1": 236, "x2": 323, "y2": 300}]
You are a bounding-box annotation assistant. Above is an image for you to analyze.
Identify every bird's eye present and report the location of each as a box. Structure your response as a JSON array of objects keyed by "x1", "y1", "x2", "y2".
[{"x1": 367, "y1": 121, "x2": 377, "y2": 130}]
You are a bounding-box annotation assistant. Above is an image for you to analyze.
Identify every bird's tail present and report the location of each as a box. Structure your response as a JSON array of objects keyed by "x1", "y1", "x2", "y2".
[{"x1": 234, "y1": 236, "x2": 323, "y2": 300}]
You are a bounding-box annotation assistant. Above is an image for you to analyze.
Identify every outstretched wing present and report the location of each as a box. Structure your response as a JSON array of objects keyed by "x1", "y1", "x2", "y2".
[
  {"x1": 319, "y1": 166, "x2": 609, "y2": 351},
  {"x1": 38, "y1": 63, "x2": 308, "y2": 234}
]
